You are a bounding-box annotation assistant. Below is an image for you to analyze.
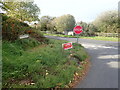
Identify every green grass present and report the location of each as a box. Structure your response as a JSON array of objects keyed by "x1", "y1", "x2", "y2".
[
  {"x1": 80, "y1": 36, "x2": 118, "y2": 42},
  {"x1": 44, "y1": 33, "x2": 77, "y2": 38},
  {"x1": 44, "y1": 33, "x2": 118, "y2": 42},
  {"x1": 2, "y1": 38, "x2": 88, "y2": 88}
]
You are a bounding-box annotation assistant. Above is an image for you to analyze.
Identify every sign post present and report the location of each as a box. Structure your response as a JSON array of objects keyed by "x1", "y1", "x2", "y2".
[
  {"x1": 62, "y1": 42, "x2": 73, "y2": 50},
  {"x1": 77, "y1": 34, "x2": 79, "y2": 43},
  {"x1": 73, "y1": 26, "x2": 83, "y2": 43}
]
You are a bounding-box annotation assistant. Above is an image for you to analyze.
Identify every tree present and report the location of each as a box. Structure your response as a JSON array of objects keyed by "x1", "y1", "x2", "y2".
[
  {"x1": 93, "y1": 10, "x2": 118, "y2": 33},
  {"x1": 77, "y1": 21, "x2": 97, "y2": 36},
  {"x1": 53, "y1": 14, "x2": 76, "y2": 32},
  {"x1": 1, "y1": 1, "x2": 40, "y2": 22},
  {"x1": 38, "y1": 16, "x2": 55, "y2": 31}
]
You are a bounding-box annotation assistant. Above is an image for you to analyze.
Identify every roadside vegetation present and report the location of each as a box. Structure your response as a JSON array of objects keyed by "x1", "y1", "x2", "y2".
[
  {"x1": 44, "y1": 33, "x2": 118, "y2": 42},
  {"x1": 3, "y1": 38, "x2": 88, "y2": 88},
  {"x1": 2, "y1": 2, "x2": 89, "y2": 88},
  {"x1": 80, "y1": 36, "x2": 118, "y2": 42}
]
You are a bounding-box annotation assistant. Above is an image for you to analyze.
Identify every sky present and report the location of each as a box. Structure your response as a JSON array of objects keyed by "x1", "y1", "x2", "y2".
[{"x1": 34, "y1": 0, "x2": 119, "y2": 23}]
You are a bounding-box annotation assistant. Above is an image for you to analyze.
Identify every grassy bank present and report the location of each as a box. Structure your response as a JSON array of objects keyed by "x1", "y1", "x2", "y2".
[
  {"x1": 2, "y1": 38, "x2": 88, "y2": 88},
  {"x1": 44, "y1": 33, "x2": 118, "y2": 42}
]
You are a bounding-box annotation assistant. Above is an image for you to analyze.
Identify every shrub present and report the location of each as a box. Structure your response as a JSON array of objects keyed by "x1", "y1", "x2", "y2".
[{"x1": 2, "y1": 17, "x2": 31, "y2": 41}]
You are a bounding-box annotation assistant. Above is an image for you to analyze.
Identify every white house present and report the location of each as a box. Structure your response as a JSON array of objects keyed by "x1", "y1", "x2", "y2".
[
  {"x1": 68, "y1": 31, "x2": 74, "y2": 35},
  {"x1": 63, "y1": 30, "x2": 74, "y2": 36}
]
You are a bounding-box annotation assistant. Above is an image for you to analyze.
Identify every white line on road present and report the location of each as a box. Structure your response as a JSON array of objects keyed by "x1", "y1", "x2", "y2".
[{"x1": 81, "y1": 43, "x2": 118, "y2": 50}]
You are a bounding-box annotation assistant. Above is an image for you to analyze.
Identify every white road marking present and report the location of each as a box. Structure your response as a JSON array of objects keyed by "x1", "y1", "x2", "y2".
[
  {"x1": 81, "y1": 43, "x2": 118, "y2": 50},
  {"x1": 98, "y1": 55, "x2": 119, "y2": 59},
  {"x1": 107, "y1": 61, "x2": 118, "y2": 68}
]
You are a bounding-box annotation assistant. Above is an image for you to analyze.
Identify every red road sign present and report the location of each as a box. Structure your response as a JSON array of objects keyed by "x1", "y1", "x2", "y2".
[
  {"x1": 62, "y1": 42, "x2": 73, "y2": 50},
  {"x1": 73, "y1": 26, "x2": 83, "y2": 34}
]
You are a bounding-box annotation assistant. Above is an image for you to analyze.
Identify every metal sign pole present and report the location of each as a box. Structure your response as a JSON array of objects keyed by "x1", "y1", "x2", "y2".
[
  {"x1": 77, "y1": 34, "x2": 79, "y2": 43},
  {"x1": 73, "y1": 25, "x2": 82, "y2": 44}
]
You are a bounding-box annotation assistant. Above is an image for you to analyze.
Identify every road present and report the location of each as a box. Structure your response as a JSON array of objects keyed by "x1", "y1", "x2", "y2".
[{"x1": 45, "y1": 36, "x2": 119, "y2": 88}]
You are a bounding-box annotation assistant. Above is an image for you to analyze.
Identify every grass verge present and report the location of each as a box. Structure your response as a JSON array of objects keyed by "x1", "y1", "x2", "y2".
[
  {"x1": 80, "y1": 36, "x2": 118, "y2": 42},
  {"x1": 2, "y1": 38, "x2": 89, "y2": 88},
  {"x1": 44, "y1": 33, "x2": 118, "y2": 42}
]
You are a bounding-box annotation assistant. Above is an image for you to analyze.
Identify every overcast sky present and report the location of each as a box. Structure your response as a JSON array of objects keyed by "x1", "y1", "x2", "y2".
[{"x1": 34, "y1": 0, "x2": 119, "y2": 23}]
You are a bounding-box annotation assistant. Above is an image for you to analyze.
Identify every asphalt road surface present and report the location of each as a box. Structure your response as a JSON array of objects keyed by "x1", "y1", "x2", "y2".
[{"x1": 45, "y1": 36, "x2": 119, "y2": 88}]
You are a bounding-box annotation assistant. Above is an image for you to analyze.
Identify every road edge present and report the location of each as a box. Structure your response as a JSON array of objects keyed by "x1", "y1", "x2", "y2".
[{"x1": 68, "y1": 57, "x2": 91, "y2": 88}]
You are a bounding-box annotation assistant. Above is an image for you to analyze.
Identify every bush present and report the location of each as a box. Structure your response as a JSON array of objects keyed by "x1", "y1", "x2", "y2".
[
  {"x1": 2, "y1": 17, "x2": 31, "y2": 41},
  {"x1": 2, "y1": 14, "x2": 34, "y2": 41}
]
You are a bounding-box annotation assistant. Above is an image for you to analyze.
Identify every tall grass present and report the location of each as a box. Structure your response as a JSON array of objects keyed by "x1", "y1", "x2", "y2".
[{"x1": 2, "y1": 38, "x2": 88, "y2": 88}]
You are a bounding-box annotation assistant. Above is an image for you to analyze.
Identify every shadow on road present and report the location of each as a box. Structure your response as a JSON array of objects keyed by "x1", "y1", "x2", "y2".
[{"x1": 75, "y1": 43, "x2": 118, "y2": 88}]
